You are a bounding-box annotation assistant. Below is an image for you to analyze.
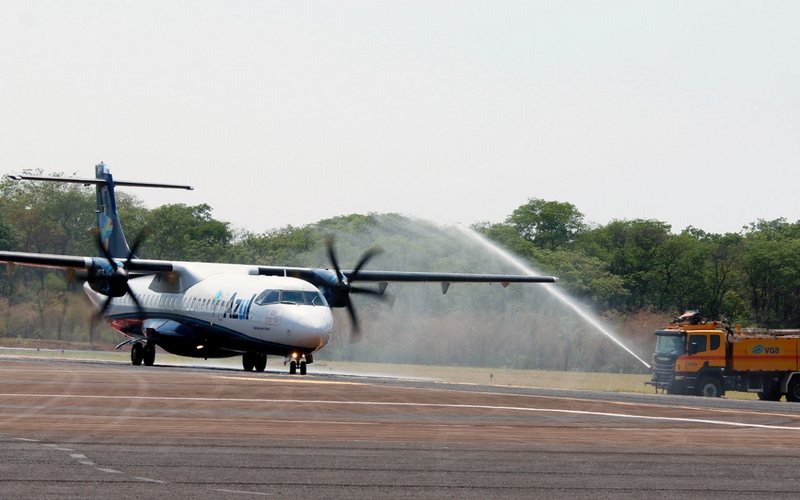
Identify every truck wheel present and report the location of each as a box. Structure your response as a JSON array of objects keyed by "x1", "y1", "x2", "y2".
[
  {"x1": 787, "y1": 378, "x2": 800, "y2": 402},
  {"x1": 757, "y1": 389, "x2": 782, "y2": 401},
  {"x1": 696, "y1": 376, "x2": 724, "y2": 398}
]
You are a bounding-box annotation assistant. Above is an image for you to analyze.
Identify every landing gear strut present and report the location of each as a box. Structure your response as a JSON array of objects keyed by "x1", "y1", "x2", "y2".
[{"x1": 286, "y1": 353, "x2": 310, "y2": 375}]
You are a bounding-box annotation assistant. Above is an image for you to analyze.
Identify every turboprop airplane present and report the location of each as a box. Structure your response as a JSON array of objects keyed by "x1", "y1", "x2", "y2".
[{"x1": 0, "y1": 163, "x2": 557, "y2": 374}]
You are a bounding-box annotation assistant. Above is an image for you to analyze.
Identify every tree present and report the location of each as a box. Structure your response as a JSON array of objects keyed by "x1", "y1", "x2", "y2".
[
  {"x1": 140, "y1": 204, "x2": 232, "y2": 261},
  {"x1": 506, "y1": 199, "x2": 585, "y2": 250},
  {"x1": 576, "y1": 219, "x2": 672, "y2": 310},
  {"x1": 740, "y1": 220, "x2": 800, "y2": 326}
]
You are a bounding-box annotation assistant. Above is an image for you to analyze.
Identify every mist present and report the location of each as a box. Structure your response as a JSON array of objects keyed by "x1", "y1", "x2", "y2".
[{"x1": 296, "y1": 214, "x2": 657, "y2": 373}]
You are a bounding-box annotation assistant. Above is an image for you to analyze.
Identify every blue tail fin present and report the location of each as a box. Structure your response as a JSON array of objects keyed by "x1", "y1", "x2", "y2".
[
  {"x1": 95, "y1": 162, "x2": 132, "y2": 259},
  {"x1": 9, "y1": 162, "x2": 192, "y2": 259}
]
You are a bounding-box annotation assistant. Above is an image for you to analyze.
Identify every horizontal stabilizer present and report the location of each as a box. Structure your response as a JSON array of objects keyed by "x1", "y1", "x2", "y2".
[{"x1": 7, "y1": 174, "x2": 193, "y2": 190}]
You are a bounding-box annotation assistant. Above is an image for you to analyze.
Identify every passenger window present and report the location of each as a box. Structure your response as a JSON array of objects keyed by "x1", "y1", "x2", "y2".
[
  {"x1": 710, "y1": 335, "x2": 720, "y2": 351},
  {"x1": 689, "y1": 335, "x2": 707, "y2": 354}
]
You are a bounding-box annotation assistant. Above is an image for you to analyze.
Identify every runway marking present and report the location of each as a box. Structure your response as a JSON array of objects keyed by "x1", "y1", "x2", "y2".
[
  {"x1": 218, "y1": 372, "x2": 800, "y2": 421},
  {"x1": 3, "y1": 392, "x2": 800, "y2": 431},
  {"x1": 213, "y1": 488, "x2": 274, "y2": 496},
  {"x1": 41, "y1": 444, "x2": 74, "y2": 452},
  {"x1": 134, "y1": 476, "x2": 167, "y2": 484},
  {"x1": 13, "y1": 437, "x2": 39, "y2": 442},
  {"x1": 35, "y1": 439, "x2": 169, "y2": 484},
  {"x1": 460, "y1": 388, "x2": 800, "y2": 420}
]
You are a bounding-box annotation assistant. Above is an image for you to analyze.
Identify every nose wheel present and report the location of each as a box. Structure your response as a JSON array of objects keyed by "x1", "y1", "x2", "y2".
[{"x1": 286, "y1": 354, "x2": 309, "y2": 375}]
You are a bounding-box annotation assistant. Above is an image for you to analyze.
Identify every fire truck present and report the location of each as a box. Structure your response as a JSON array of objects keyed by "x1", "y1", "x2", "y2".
[{"x1": 647, "y1": 311, "x2": 800, "y2": 401}]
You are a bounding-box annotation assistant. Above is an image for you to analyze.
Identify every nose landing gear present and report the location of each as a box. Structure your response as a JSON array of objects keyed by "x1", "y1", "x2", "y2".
[{"x1": 286, "y1": 353, "x2": 311, "y2": 375}]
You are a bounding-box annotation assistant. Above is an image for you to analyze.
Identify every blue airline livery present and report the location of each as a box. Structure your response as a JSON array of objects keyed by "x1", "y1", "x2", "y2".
[{"x1": 0, "y1": 163, "x2": 557, "y2": 374}]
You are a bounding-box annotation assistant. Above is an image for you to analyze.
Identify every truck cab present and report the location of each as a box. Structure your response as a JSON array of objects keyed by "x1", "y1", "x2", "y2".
[
  {"x1": 648, "y1": 311, "x2": 800, "y2": 400},
  {"x1": 649, "y1": 320, "x2": 727, "y2": 396}
]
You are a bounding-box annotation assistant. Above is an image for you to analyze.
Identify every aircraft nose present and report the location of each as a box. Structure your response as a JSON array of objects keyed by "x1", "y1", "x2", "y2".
[{"x1": 285, "y1": 307, "x2": 333, "y2": 348}]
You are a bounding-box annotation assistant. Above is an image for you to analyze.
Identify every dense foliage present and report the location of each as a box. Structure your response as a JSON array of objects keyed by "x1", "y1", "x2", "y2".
[{"x1": 3, "y1": 174, "x2": 800, "y2": 373}]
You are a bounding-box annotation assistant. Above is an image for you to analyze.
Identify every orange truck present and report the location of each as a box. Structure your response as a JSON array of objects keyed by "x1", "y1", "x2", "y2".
[{"x1": 647, "y1": 311, "x2": 800, "y2": 401}]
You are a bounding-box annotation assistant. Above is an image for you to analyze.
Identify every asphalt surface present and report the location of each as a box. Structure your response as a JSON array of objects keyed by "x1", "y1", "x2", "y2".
[{"x1": 2, "y1": 357, "x2": 800, "y2": 499}]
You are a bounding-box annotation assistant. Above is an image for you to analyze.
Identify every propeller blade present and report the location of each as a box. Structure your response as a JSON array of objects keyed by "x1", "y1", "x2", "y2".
[
  {"x1": 95, "y1": 232, "x2": 118, "y2": 270},
  {"x1": 324, "y1": 237, "x2": 389, "y2": 342},
  {"x1": 96, "y1": 294, "x2": 114, "y2": 320},
  {"x1": 325, "y1": 236, "x2": 344, "y2": 283},
  {"x1": 350, "y1": 247, "x2": 382, "y2": 281},
  {"x1": 126, "y1": 283, "x2": 146, "y2": 318},
  {"x1": 345, "y1": 298, "x2": 361, "y2": 342},
  {"x1": 127, "y1": 231, "x2": 146, "y2": 261}
]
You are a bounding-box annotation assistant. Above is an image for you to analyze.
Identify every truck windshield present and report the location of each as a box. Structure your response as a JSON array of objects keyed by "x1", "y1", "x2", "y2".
[{"x1": 655, "y1": 333, "x2": 685, "y2": 356}]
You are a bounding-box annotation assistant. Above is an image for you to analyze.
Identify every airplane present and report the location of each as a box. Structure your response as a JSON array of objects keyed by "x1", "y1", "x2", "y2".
[{"x1": 0, "y1": 163, "x2": 558, "y2": 374}]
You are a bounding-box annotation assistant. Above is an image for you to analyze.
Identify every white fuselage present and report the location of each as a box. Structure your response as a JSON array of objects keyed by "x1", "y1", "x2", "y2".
[{"x1": 84, "y1": 264, "x2": 335, "y2": 354}]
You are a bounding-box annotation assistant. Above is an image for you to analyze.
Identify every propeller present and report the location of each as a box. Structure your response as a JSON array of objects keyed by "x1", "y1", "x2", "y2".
[
  {"x1": 325, "y1": 236, "x2": 387, "y2": 341},
  {"x1": 90, "y1": 231, "x2": 148, "y2": 321}
]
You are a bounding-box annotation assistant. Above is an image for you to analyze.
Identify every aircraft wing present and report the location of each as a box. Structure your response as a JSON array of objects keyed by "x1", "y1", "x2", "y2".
[
  {"x1": 0, "y1": 251, "x2": 90, "y2": 270},
  {"x1": 342, "y1": 270, "x2": 557, "y2": 284},
  {"x1": 256, "y1": 265, "x2": 557, "y2": 286},
  {"x1": 0, "y1": 251, "x2": 174, "y2": 273}
]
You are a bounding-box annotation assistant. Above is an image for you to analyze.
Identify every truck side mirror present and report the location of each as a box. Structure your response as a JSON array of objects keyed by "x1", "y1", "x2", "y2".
[{"x1": 689, "y1": 342, "x2": 698, "y2": 355}]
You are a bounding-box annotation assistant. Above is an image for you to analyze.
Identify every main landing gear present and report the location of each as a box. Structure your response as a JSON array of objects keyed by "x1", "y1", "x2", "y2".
[
  {"x1": 286, "y1": 353, "x2": 312, "y2": 375},
  {"x1": 242, "y1": 352, "x2": 267, "y2": 372},
  {"x1": 130, "y1": 342, "x2": 156, "y2": 366}
]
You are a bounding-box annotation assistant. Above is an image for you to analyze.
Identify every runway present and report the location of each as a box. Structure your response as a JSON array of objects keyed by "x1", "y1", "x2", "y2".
[{"x1": 2, "y1": 358, "x2": 800, "y2": 498}]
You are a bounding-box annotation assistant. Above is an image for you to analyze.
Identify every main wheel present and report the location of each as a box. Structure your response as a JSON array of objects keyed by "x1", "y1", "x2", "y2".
[
  {"x1": 254, "y1": 353, "x2": 267, "y2": 372},
  {"x1": 299, "y1": 361, "x2": 307, "y2": 375},
  {"x1": 242, "y1": 353, "x2": 255, "y2": 371},
  {"x1": 695, "y1": 376, "x2": 724, "y2": 398},
  {"x1": 289, "y1": 360, "x2": 297, "y2": 375},
  {"x1": 787, "y1": 378, "x2": 800, "y2": 402},
  {"x1": 143, "y1": 344, "x2": 156, "y2": 366},
  {"x1": 131, "y1": 343, "x2": 143, "y2": 366}
]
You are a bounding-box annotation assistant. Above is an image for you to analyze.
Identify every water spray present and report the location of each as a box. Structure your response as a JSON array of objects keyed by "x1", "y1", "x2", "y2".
[{"x1": 454, "y1": 225, "x2": 651, "y2": 369}]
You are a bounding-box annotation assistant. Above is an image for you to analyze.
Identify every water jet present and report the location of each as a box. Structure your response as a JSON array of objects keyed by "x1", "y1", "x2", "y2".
[{"x1": 454, "y1": 225, "x2": 651, "y2": 369}]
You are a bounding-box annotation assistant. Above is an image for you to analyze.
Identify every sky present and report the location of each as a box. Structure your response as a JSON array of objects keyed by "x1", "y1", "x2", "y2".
[{"x1": 1, "y1": 1, "x2": 798, "y2": 236}]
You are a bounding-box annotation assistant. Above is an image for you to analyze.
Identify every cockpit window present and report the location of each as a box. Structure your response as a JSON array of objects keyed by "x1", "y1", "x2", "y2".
[
  {"x1": 255, "y1": 290, "x2": 280, "y2": 305},
  {"x1": 305, "y1": 291, "x2": 327, "y2": 306},
  {"x1": 281, "y1": 290, "x2": 305, "y2": 304},
  {"x1": 256, "y1": 289, "x2": 328, "y2": 306}
]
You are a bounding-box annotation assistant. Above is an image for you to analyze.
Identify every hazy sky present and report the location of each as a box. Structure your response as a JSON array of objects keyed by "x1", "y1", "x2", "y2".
[{"x1": 2, "y1": 1, "x2": 798, "y2": 235}]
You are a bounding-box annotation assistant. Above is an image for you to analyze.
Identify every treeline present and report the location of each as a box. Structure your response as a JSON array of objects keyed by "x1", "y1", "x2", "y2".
[
  {"x1": 479, "y1": 199, "x2": 800, "y2": 328},
  {"x1": 2, "y1": 173, "x2": 800, "y2": 372}
]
